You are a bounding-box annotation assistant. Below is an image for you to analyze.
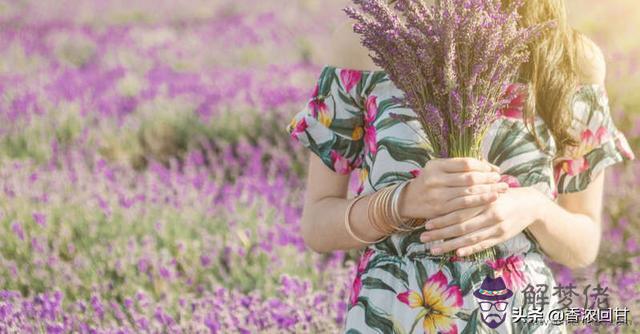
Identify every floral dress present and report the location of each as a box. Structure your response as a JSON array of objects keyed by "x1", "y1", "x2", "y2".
[{"x1": 286, "y1": 65, "x2": 635, "y2": 334}]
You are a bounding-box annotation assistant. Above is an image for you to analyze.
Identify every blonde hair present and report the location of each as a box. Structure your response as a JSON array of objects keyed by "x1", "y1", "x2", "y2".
[{"x1": 508, "y1": 0, "x2": 586, "y2": 155}]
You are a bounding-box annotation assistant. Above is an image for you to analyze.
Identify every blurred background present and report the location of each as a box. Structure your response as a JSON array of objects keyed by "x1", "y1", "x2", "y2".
[{"x1": 0, "y1": 0, "x2": 638, "y2": 332}]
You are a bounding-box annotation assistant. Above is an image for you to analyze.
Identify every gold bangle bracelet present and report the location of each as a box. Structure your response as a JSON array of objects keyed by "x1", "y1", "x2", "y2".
[
  {"x1": 345, "y1": 195, "x2": 386, "y2": 244},
  {"x1": 389, "y1": 182, "x2": 414, "y2": 232},
  {"x1": 370, "y1": 186, "x2": 395, "y2": 235}
]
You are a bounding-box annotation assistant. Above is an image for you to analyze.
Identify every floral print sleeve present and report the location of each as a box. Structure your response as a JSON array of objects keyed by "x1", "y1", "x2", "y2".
[
  {"x1": 553, "y1": 84, "x2": 636, "y2": 194},
  {"x1": 286, "y1": 66, "x2": 366, "y2": 174}
]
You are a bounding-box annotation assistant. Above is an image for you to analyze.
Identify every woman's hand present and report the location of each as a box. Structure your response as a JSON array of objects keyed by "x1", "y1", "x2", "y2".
[
  {"x1": 419, "y1": 186, "x2": 546, "y2": 257},
  {"x1": 398, "y1": 157, "x2": 508, "y2": 221}
]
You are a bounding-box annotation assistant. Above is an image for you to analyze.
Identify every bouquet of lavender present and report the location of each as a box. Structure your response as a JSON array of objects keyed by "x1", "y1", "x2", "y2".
[{"x1": 344, "y1": 0, "x2": 554, "y2": 261}]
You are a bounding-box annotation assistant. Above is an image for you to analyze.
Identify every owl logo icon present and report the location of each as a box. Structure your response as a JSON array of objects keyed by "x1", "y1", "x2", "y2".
[{"x1": 473, "y1": 276, "x2": 513, "y2": 329}]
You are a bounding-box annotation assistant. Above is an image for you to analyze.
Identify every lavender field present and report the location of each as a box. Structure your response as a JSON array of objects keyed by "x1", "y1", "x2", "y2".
[{"x1": 0, "y1": 0, "x2": 638, "y2": 332}]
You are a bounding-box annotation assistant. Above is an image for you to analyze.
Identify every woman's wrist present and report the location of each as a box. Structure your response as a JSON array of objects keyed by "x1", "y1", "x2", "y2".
[
  {"x1": 524, "y1": 186, "x2": 550, "y2": 229},
  {"x1": 397, "y1": 179, "x2": 416, "y2": 220},
  {"x1": 350, "y1": 181, "x2": 419, "y2": 245},
  {"x1": 348, "y1": 194, "x2": 386, "y2": 242}
]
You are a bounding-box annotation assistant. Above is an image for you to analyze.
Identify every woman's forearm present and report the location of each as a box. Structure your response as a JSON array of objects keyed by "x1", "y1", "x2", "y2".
[
  {"x1": 300, "y1": 194, "x2": 385, "y2": 253},
  {"x1": 299, "y1": 156, "x2": 506, "y2": 253},
  {"x1": 527, "y1": 193, "x2": 602, "y2": 269}
]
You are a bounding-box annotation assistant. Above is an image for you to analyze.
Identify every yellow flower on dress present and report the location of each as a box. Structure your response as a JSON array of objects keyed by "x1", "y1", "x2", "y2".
[
  {"x1": 397, "y1": 270, "x2": 462, "y2": 334},
  {"x1": 359, "y1": 168, "x2": 368, "y2": 184},
  {"x1": 354, "y1": 168, "x2": 368, "y2": 195},
  {"x1": 352, "y1": 126, "x2": 364, "y2": 140},
  {"x1": 318, "y1": 110, "x2": 332, "y2": 127}
]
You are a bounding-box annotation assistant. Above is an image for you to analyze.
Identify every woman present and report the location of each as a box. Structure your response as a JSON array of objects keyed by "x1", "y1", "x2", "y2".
[{"x1": 286, "y1": 0, "x2": 635, "y2": 333}]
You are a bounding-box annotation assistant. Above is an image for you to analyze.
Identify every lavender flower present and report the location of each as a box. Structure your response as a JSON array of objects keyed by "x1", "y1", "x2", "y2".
[{"x1": 345, "y1": 0, "x2": 553, "y2": 159}]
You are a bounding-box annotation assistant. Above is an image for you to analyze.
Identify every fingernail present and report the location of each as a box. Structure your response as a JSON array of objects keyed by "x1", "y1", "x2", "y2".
[
  {"x1": 431, "y1": 247, "x2": 441, "y2": 255},
  {"x1": 420, "y1": 234, "x2": 430, "y2": 242},
  {"x1": 424, "y1": 222, "x2": 432, "y2": 229},
  {"x1": 457, "y1": 249, "x2": 467, "y2": 257}
]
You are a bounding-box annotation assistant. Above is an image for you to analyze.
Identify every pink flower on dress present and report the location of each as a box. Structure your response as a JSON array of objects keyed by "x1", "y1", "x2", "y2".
[
  {"x1": 364, "y1": 95, "x2": 378, "y2": 155},
  {"x1": 558, "y1": 156, "x2": 589, "y2": 176},
  {"x1": 364, "y1": 126, "x2": 377, "y2": 156},
  {"x1": 340, "y1": 69, "x2": 362, "y2": 93},
  {"x1": 486, "y1": 255, "x2": 527, "y2": 290},
  {"x1": 308, "y1": 83, "x2": 330, "y2": 123},
  {"x1": 288, "y1": 117, "x2": 308, "y2": 141},
  {"x1": 499, "y1": 174, "x2": 520, "y2": 187},
  {"x1": 397, "y1": 270, "x2": 462, "y2": 334},
  {"x1": 581, "y1": 126, "x2": 609, "y2": 146},
  {"x1": 330, "y1": 150, "x2": 353, "y2": 174},
  {"x1": 364, "y1": 95, "x2": 377, "y2": 123},
  {"x1": 498, "y1": 83, "x2": 526, "y2": 119},
  {"x1": 410, "y1": 169, "x2": 421, "y2": 178},
  {"x1": 349, "y1": 248, "x2": 374, "y2": 307}
]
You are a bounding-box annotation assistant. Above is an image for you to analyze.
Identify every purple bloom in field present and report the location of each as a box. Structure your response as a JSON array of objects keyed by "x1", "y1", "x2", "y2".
[
  {"x1": 11, "y1": 221, "x2": 25, "y2": 240},
  {"x1": 205, "y1": 316, "x2": 221, "y2": 332},
  {"x1": 159, "y1": 266, "x2": 171, "y2": 279},
  {"x1": 200, "y1": 254, "x2": 212, "y2": 268},
  {"x1": 32, "y1": 212, "x2": 47, "y2": 227},
  {"x1": 137, "y1": 258, "x2": 150, "y2": 273},
  {"x1": 90, "y1": 295, "x2": 104, "y2": 320},
  {"x1": 31, "y1": 237, "x2": 45, "y2": 253}
]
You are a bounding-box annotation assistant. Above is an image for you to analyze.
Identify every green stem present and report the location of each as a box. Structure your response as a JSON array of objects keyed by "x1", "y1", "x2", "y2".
[{"x1": 409, "y1": 308, "x2": 429, "y2": 334}]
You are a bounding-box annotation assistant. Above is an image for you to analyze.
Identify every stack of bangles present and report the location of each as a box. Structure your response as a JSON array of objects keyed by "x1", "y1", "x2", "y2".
[{"x1": 344, "y1": 181, "x2": 426, "y2": 244}]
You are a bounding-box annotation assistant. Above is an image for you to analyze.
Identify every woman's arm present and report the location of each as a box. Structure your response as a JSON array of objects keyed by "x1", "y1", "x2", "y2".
[
  {"x1": 300, "y1": 155, "x2": 505, "y2": 253},
  {"x1": 528, "y1": 172, "x2": 604, "y2": 268},
  {"x1": 300, "y1": 155, "x2": 378, "y2": 253}
]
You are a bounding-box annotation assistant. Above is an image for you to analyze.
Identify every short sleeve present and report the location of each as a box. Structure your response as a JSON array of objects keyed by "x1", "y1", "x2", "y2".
[
  {"x1": 286, "y1": 66, "x2": 366, "y2": 175},
  {"x1": 553, "y1": 85, "x2": 636, "y2": 194}
]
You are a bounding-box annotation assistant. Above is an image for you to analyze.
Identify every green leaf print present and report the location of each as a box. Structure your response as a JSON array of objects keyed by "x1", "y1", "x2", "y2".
[
  {"x1": 414, "y1": 262, "x2": 428, "y2": 291},
  {"x1": 375, "y1": 98, "x2": 402, "y2": 123},
  {"x1": 460, "y1": 308, "x2": 479, "y2": 334},
  {"x1": 313, "y1": 135, "x2": 362, "y2": 168},
  {"x1": 398, "y1": 230, "x2": 424, "y2": 256},
  {"x1": 441, "y1": 261, "x2": 462, "y2": 286},
  {"x1": 356, "y1": 296, "x2": 396, "y2": 334},
  {"x1": 317, "y1": 67, "x2": 335, "y2": 97},
  {"x1": 377, "y1": 137, "x2": 430, "y2": 167},
  {"x1": 501, "y1": 156, "x2": 551, "y2": 187},
  {"x1": 362, "y1": 276, "x2": 398, "y2": 294},
  {"x1": 373, "y1": 240, "x2": 400, "y2": 257},
  {"x1": 337, "y1": 86, "x2": 359, "y2": 110},
  {"x1": 376, "y1": 114, "x2": 410, "y2": 132},
  {"x1": 460, "y1": 263, "x2": 494, "y2": 295},
  {"x1": 372, "y1": 115, "x2": 395, "y2": 130},
  {"x1": 488, "y1": 121, "x2": 541, "y2": 166},
  {"x1": 363, "y1": 71, "x2": 390, "y2": 96},
  {"x1": 329, "y1": 117, "x2": 364, "y2": 138},
  {"x1": 375, "y1": 171, "x2": 415, "y2": 186},
  {"x1": 376, "y1": 263, "x2": 409, "y2": 287}
]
